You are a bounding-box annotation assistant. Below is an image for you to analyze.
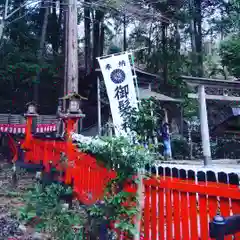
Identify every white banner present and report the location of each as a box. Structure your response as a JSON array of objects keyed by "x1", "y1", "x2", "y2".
[
  {"x1": 98, "y1": 53, "x2": 138, "y2": 136},
  {"x1": 232, "y1": 107, "x2": 240, "y2": 116}
]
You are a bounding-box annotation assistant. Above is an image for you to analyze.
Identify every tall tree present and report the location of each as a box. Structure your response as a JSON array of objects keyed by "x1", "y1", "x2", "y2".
[
  {"x1": 34, "y1": 0, "x2": 49, "y2": 103},
  {"x1": 84, "y1": 0, "x2": 91, "y2": 74},
  {"x1": 92, "y1": 9, "x2": 104, "y2": 70}
]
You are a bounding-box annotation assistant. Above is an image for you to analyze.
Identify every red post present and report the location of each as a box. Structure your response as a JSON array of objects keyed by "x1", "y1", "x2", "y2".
[
  {"x1": 25, "y1": 115, "x2": 33, "y2": 146},
  {"x1": 61, "y1": 116, "x2": 80, "y2": 184}
]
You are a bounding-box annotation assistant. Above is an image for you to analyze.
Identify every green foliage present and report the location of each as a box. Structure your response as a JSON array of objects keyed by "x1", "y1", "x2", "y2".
[
  {"x1": 77, "y1": 136, "x2": 154, "y2": 178},
  {"x1": 183, "y1": 97, "x2": 198, "y2": 118},
  {"x1": 123, "y1": 98, "x2": 162, "y2": 145},
  {"x1": 171, "y1": 135, "x2": 190, "y2": 159},
  {"x1": 108, "y1": 45, "x2": 122, "y2": 54},
  {"x1": 76, "y1": 109, "x2": 156, "y2": 236},
  {"x1": 220, "y1": 35, "x2": 240, "y2": 78},
  {"x1": 88, "y1": 188, "x2": 138, "y2": 237},
  {"x1": 211, "y1": 137, "x2": 240, "y2": 159},
  {"x1": 19, "y1": 183, "x2": 84, "y2": 240}
]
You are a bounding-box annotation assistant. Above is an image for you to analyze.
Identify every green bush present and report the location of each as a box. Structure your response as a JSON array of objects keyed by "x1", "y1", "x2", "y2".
[{"x1": 19, "y1": 183, "x2": 85, "y2": 240}]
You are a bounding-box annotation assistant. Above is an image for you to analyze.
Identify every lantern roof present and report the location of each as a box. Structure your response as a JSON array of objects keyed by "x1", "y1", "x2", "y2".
[
  {"x1": 26, "y1": 101, "x2": 38, "y2": 106},
  {"x1": 26, "y1": 101, "x2": 39, "y2": 107},
  {"x1": 60, "y1": 92, "x2": 88, "y2": 100}
]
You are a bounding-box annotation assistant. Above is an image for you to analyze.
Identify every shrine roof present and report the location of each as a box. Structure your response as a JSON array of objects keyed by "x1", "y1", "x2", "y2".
[
  {"x1": 138, "y1": 88, "x2": 182, "y2": 102},
  {"x1": 181, "y1": 75, "x2": 240, "y2": 89}
]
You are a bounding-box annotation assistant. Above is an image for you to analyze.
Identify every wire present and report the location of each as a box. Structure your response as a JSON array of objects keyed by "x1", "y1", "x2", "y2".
[
  {"x1": 5, "y1": 0, "x2": 173, "y2": 27},
  {"x1": 6, "y1": 5, "x2": 39, "y2": 25},
  {"x1": 5, "y1": 0, "x2": 42, "y2": 20}
]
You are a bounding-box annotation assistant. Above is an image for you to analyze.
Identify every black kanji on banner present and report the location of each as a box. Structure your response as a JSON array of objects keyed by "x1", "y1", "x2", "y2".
[
  {"x1": 119, "y1": 60, "x2": 126, "y2": 67},
  {"x1": 118, "y1": 99, "x2": 131, "y2": 117},
  {"x1": 105, "y1": 64, "x2": 112, "y2": 70},
  {"x1": 114, "y1": 85, "x2": 129, "y2": 100}
]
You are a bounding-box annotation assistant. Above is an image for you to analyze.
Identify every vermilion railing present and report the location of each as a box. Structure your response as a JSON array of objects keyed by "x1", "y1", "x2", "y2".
[
  {"x1": 7, "y1": 133, "x2": 18, "y2": 162},
  {"x1": 10, "y1": 115, "x2": 117, "y2": 206},
  {"x1": 0, "y1": 123, "x2": 57, "y2": 133},
  {"x1": 6, "y1": 114, "x2": 240, "y2": 240},
  {"x1": 142, "y1": 172, "x2": 240, "y2": 240}
]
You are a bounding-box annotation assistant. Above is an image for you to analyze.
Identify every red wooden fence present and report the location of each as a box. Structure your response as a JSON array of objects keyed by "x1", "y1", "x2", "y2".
[
  {"x1": 142, "y1": 167, "x2": 240, "y2": 240},
  {"x1": 6, "y1": 117, "x2": 240, "y2": 240},
  {"x1": 7, "y1": 133, "x2": 18, "y2": 162}
]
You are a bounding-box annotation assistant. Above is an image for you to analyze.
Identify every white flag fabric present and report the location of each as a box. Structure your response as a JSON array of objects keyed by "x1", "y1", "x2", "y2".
[
  {"x1": 98, "y1": 53, "x2": 138, "y2": 136},
  {"x1": 232, "y1": 107, "x2": 240, "y2": 116}
]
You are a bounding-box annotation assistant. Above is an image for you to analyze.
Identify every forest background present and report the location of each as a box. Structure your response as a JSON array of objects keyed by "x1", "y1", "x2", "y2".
[{"x1": 0, "y1": 0, "x2": 239, "y2": 116}]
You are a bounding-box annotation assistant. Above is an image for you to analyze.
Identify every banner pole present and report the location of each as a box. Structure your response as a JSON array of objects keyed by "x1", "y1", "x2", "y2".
[
  {"x1": 130, "y1": 52, "x2": 140, "y2": 103},
  {"x1": 97, "y1": 76, "x2": 101, "y2": 136}
]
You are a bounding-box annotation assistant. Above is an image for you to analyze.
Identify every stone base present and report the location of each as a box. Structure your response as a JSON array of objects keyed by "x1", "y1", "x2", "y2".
[{"x1": 203, "y1": 156, "x2": 212, "y2": 166}]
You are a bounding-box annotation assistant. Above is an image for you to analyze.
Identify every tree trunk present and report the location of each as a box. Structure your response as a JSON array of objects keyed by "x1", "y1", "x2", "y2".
[
  {"x1": 175, "y1": 24, "x2": 180, "y2": 54},
  {"x1": 66, "y1": 0, "x2": 78, "y2": 93},
  {"x1": 123, "y1": 15, "x2": 127, "y2": 51},
  {"x1": 100, "y1": 20, "x2": 104, "y2": 56},
  {"x1": 148, "y1": 22, "x2": 153, "y2": 55},
  {"x1": 92, "y1": 10, "x2": 104, "y2": 71},
  {"x1": 162, "y1": 22, "x2": 168, "y2": 84},
  {"x1": 63, "y1": 0, "x2": 68, "y2": 108},
  {"x1": 195, "y1": 0, "x2": 203, "y2": 77},
  {"x1": 58, "y1": 0, "x2": 64, "y2": 53},
  {"x1": 33, "y1": 0, "x2": 49, "y2": 103},
  {"x1": 51, "y1": 0, "x2": 59, "y2": 55},
  {"x1": 189, "y1": 0, "x2": 197, "y2": 76},
  {"x1": 84, "y1": 0, "x2": 91, "y2": 74}
]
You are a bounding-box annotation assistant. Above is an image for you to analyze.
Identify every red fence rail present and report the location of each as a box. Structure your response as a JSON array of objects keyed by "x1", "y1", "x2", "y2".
[
  {"x1": 6, "y1": 114, "x2": 240, "y2": 240},
  {"x1": 142, "y1": 169, "x2": 240, "y2": 240}
]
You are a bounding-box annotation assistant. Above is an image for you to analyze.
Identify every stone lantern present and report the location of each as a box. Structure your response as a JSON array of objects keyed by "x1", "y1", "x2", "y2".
[
  {"x1": 24, "y1": 101, "x2": 38, "y2": 135},
  {"x1": 25, "y1": 101, "x2": 38, "y2": 116},
  {"x1": 60, "y1": 92, "x2": 87, "y2": 115},
  {"x1": 58, "y1": 93, "x2": 86, "y2": 134}
]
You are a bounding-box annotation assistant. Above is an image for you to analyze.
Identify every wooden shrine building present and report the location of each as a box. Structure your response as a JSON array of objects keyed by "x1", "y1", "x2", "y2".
[
  {"x1": 81, "y1": 67, "x2": 183, "y2": 136},
  {"x1": 183, "y1": 76, "x2": 240, "y2": 165}
]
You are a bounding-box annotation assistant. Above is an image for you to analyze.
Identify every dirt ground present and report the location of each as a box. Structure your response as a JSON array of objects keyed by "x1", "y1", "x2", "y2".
[{"x1": 0, "y1": 157, "x2": 48, "y2": 240}]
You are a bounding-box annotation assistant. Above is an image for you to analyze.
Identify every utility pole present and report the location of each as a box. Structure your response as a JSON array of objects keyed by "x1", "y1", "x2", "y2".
[{"x1": 65, "y1": 0, "x2": 78, "y2": 95}]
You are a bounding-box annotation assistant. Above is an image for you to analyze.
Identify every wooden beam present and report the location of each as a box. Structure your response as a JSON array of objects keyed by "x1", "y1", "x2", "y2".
[
  {"x1": 182, "y1": 75, "x2": 237, "y2": 83},
  {"x1": 188, "y1": 93, "x2": 240, "y2": 101},
  {"x1": 182, "y1": 75, "x2": 240, "y2": 89}
]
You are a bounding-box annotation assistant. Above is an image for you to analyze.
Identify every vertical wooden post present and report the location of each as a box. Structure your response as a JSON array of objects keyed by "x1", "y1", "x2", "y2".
[
  {"x1": 198, "y1": 85, "x2": 212, "y2": 165},
  {"x1": 180, "y1": 105, "x2": 184, "y2": 135},
  {"x1": 134, "y1": 169, "x2": 145, "y2": 240},
  {"x1": 66, "y1": 0, "x2": 78, "y2": 94},
  {"x1": 108, "y1": 116, "x2": 113, "y2": 137},
  {"x1": 25, "y1": 116, "x2": 33, "y2": 144},
  {"x1": 64, "y1": 118, "x2": 76, "y2": 177}
]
